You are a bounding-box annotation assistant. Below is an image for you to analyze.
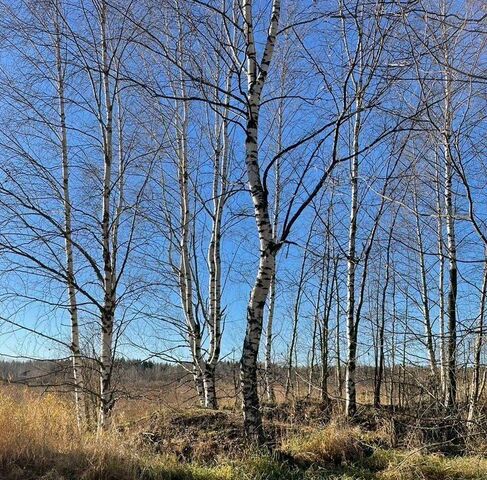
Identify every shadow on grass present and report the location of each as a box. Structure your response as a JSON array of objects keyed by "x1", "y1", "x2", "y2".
[
  {"x1": 0, "y1": 447, "x2": 386, "y2": 480},
  {"x1": 0, "y1": 449, "x2": 229, "y2": 480}
]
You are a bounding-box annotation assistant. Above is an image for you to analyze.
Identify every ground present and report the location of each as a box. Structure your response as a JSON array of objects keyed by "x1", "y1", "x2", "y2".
[{"x1": 0, "y1": 386, "x2": 486, "y2": 480}]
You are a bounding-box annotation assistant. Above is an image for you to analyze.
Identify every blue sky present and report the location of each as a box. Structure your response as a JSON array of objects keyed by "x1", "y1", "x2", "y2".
[{"x1": 0, "y1": 0, "x2": 485, "y2": 375}]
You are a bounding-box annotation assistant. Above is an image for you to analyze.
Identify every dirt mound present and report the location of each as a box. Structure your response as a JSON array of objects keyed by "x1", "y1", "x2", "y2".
[{"x1": 139, "y1": 408, "x2": 246, "y2": 462}]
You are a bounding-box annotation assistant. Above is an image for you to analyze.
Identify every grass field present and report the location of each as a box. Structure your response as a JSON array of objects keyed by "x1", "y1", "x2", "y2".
[{"x1": 1, "y1": 386, "x2": 487, "y2": 480}]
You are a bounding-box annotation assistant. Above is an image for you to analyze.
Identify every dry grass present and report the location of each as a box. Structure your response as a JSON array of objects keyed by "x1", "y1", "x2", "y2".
[
  {"x1": 0, "y1": 388, "x2": 223, "y2": 480},
  {"x1": 374, "y1": 450, "x2": 487, "y2": 480},
  {"x1": 281, "y1": 421, "x2": 366, "y2": 466},
  {"x1": 0, "y1": 390, "x2": 73, "y2": 464},
  {"x1": 1, "y1": 387, "x2": 487, "y2": 480}
]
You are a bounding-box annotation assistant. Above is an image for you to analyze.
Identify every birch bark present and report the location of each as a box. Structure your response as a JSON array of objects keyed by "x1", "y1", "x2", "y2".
[
  {"x1": 264, "y1": 115, "x2": 281, "y2": 404},
  {"x1": 98, "y1": 0, "x2": 117, "y2": 429},
  {"x1": 413, "y1": 185, "x2": 438, "y2": 377},
  {"x1": 204, "y1": 75, "x2": 232, "y2": 409},
  {"x1": 53, "y1": 2, "x2": 86, "y2": 428},
  {"x1": 240, "y1": 0, "x2": 281, "y2": 440},
  {"x1": 436, "y1": 163, "x2": 447, "y2": 398},
  {"x1": 442, "y1": 60, "x2": 458, "y2": 411},
  {"x1": 345, "y1": 88, "x2": 362, "y2": 419},
  {"x1": 176, "y1": 85, "x2": 206, "y2": 406}
]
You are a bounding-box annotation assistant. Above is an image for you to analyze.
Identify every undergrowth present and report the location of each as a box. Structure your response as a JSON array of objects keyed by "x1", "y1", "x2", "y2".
[{"x1": 1, "y1": 389, "x2": 487, "y2": 480}]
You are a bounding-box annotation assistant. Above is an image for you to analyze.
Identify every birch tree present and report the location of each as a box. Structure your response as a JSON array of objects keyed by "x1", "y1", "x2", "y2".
[
  {"x1": 239, "y1": 0, "x2": 282, "y2": 440},
  {"x1": 412, "y1": 172, "x2": 438, "y2": 378},
  {"x1": 339, "y1": 0, "x2": 399, "y2": 418},
  {"x1": 52, "y1": 0, "x2": 87, "y2": 428}
]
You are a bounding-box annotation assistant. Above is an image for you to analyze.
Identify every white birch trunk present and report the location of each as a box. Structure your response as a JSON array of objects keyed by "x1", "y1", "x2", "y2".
[
  {"x1": 413, "y1": 186, "x2": 438, "y2": 377},
  {"x1": 442, "y1": 60, "x2": 458, "y2": 411},
  {"x1": 285, "y1": 230, "x2": 311, "y2": 398},
  {"x1": 53, "y1": 4, "x2": 86, "y2": 428},
  {"x1": 204, "y1": 76, "x2": 231, "y2": 409},
  {"x1": 374, "y1": 218, "x2": 394, "y2": 408},
  {"x1": 321, "y1": 254, "x2": 336, "y2": 408},
  {"x1": 240, "y1": 0, "x2": 281, "y2": 441},
  {"x1": 345, "y1": 89, "x2": 362, "y2": 419},
  {"x1": 335, "y1": 276, "x2": 343, "y2": 400},
  {"x1": 177, "y1": 93, "x2": 206, "y2": 407},
  {"x1": 264, "y1": 122, "x2": 281, "y2": 404},
  {"x1": 98, "y1": 0, "x2": 116, "y2": 429},
  {"x1": 172, "y1": 11, "x2": 207, "y2": 405},
  {"x1": 264, "y1": 265, "x2": 277, "y2": 403},
  {"x1": 436, "y1": 163, "x2": 447, "y2": 398}
]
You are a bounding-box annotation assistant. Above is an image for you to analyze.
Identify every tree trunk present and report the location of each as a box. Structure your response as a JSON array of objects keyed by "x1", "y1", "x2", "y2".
[
  {"x1": 374, "y1": 216, "x2": 395, "y2": 408},
  {"x1": 98, "y1": 0, "x2": 116, "y2": 429},
  {"x1": 204, "y1": 74, "x2": 231, "y2": 409},
  {"x1": 436, "y1": 162, "x2": 447, "y2": 400},
  {"x1": 467, "y1": 257, "x2": 487, "y2": 429},
  {"x1": 308, "y1": 301, "x2": 319, "y2": 397},
  {"x1": 308, "y1": 251, "x2": 327, "y2": 398},
  {"x1": 443, "y1": 62, "x2": 457, "y2": 411},
  {"x1": 240, "y1": 0, "x2": 281, "y2": 441},
  {"x1": 264, "y1": 266, "x2": 277, "y2": 403},
  {"x1": 321, "y1": 257, "x2": 337, "y2": 408},
  {"x1": 54, "y1": 5, "x2": 86, "y2": 428},
  {"x1": 264, "y1": 107, "x2": 282, "y2": 404},
  {"x1": 241, "y1": 249, "x2": 275, "y2": 440},
  {"x1": 172, "y1": 16, "x2": 207, "y2": 406},
  {"x1": 413, "y1": 186, "x2": 438, "y2": 377},
  {"x1": 345, "y1": 88, "x2": 362, "y2": 419},
  {"x1": 335, "y1": 280, "x2": 343, "y2": 401},
  {"x1": 390, "y1": 276, "x2": 397, "y2": 408},
  {"x1": 285, "y1": 229, "x2": 311, "y2": 399}
]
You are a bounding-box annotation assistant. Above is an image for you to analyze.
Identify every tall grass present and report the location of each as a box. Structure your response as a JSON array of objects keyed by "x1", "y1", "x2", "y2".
[
  {"x1": 0, "y1": 390, "x2": 77, "y2": 465},
  {"x1": 1, "y1": 388, "x2": 487, "y2": 480},
  {"x1": 0, "y1": 388, "x2": 210, "y2": 479},
  {"x1": 281, "y1": 422, "x2": 365, "y2": 465}
]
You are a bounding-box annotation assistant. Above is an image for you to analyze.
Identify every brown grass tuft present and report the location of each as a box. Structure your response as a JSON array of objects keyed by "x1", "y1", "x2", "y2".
[
  {"x1": 281, "y1": 421, "x2": 366, "y2": 466},
  {"x1": 375, "y1": 450, "x2": 487, "y2": 480},
  {"x1": 0, "y1": 388, "x2": 217, "y2": 479},
  {"x1": 0, "y1": 390, "x2": 78, "y2": 468}
]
